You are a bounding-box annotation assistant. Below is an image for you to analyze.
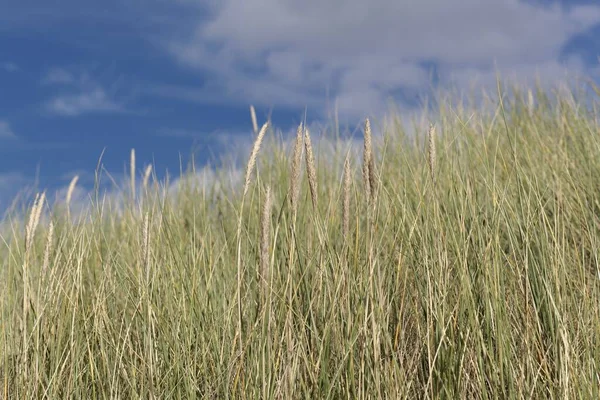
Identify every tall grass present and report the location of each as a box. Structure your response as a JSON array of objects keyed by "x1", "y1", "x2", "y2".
[{"x1": 2, "y1": 84, "x2": 600, "y2": 398}]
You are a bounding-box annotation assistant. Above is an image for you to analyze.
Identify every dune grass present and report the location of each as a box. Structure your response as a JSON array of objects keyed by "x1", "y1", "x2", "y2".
[{"x1": 2, "y1": 83, "x2": 600, "y2": 398}]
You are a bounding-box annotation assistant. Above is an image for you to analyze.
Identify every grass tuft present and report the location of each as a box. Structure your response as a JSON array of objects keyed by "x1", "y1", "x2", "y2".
[{"x1": 2, "y1": 82, "x2": 600, "y2": 398}]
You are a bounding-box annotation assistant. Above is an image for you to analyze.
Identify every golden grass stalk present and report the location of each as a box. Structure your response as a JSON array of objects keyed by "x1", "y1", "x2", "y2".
[
  {"x1": 343, "y1": 155, "x2": 351, "y2": 240},
  {"x1": 289, "y1": 123, "x2": 304, "y2": 219},
  {"x1": 250, "y1": 105, "x2": 258, "y2": 135},
  {"x1": 142, "y1": 165, "x2": 153, "y2": 192},
  {"x1": 141, "y1": 211, "x2": 156, "y2": 393},
  {"x1": 304, "y1": 127, "x2": 318, "y2": 209},
  {"x1": 260, "y1": 186, "x2": 272, "y2": 296},
  {"x1": 236, "y1": 120, "x2": 269, "y2": 358},
  {"x1": 427, "y1": 123, "x2": 436, "y2": 183},
  {"x1": 22, "y1": 191, "x2": 46, "y2": 381},
  {"x1": 130, "y1": 149, "x2": 136, "y2": 202}
]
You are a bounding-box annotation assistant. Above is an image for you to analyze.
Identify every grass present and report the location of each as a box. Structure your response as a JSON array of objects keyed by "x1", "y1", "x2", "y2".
[{"x1": 2, "y1": 82, "x2": 600, "y2": 398}]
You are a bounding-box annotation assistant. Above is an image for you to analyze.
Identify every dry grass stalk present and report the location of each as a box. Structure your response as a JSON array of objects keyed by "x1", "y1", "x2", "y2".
[
  {"x1": 343, "y1": 156, "x2": 351, "y2": 240},
  {"x1": 243, "y1": 122, "x2": 269, "y2": 198},
  {"x1": 427, "y1": 124, "x2": 436, "y2": 183},
  {"x1": 304, "y1": 127, "x2": 318, "y2": 209},
  {"x1": 142, "y1": 165, "x2": 153, "y2": 192},
  {"x1": 130, "y1": 149, "x2": 136, "y2": 202},
  {"x1": 22, "y1": 191, "x2": 46, "y2": 381},
  {"x1": 260, "y1": 186, "x2": 272, "y2": 295},
  {"x1": 363, "y1": 119, "x2": 376, "y2": 204},
  {"x1": 289, "y1": 123, "x2": 304, "y2": 218},
  {"x1": 141, "y1": 211, "x2": 156, "y2": 391},
  {"x1": 237, "y1": 120, "x2": 269, "y2": 357},
  {"x1": 250, "y1": 105, "x2": 258, "y2": 135}
]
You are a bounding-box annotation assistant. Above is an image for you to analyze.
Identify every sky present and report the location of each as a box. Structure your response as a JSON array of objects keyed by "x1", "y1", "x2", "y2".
[{"x1": 1, "y1": 0, "x2": 600, "y2": 213}]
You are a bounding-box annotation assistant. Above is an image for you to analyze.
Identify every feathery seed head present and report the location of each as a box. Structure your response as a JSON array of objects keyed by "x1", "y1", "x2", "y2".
[
  {"x1": 243, "y1": 122, "x2": 269, "y2": 198},
  {"x1": 363, "y1": 118, "x2": 376, "y2": 203},
  {"x1": 26, "y1": 192, "x2": 46, "y2": 251},
  {"x1": 41, "y1": 221, "x2": 54, "y2": 276},
  {"x1": 304, "y1": 127, "x2": 318, "y2": 209},
  {"x1": 428, "y1": 123, "x2": 436, "y2": 183},
  {"x1": 290, "y1": 123, "x2": 304, "y2": 217},
  {"x1": 66, "y1": 175, "x2": 79, "y2": 210}
]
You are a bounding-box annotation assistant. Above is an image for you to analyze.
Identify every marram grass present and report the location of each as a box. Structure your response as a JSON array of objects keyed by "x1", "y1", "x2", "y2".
[{"x1": 2, "y1": 85, "x2": 600, "y2": 399}]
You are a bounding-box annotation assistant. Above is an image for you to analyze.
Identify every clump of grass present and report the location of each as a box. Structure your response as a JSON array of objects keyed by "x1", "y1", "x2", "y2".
[{"x1": 2, "y1": 81, "x2": 600, "y2": 398}]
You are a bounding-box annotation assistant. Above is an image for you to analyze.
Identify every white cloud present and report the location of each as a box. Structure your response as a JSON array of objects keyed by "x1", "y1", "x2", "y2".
[
  {"x1": 0, "y1": 120, "x2": 17, "y2": 139},
  {"x1": 46, "y1": 88, "x2": 125, "y2": 116},
  {"x1": 166, "y1": 0, "x2": 600, "y2": 119},
  {"x1": 42, "y1": 68, "x2": 77, "y2": 85},
  {"x1": 43, "y1": 67, "x2": 128, "y2": 117},
  {"x1": 1, "y1": 62, "x2": 19, "y2": 72}
]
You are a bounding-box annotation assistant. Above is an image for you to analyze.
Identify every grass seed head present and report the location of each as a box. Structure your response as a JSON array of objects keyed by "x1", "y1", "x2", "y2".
[
  {"x1": 244, "y1": 122, "x2": 269, "y2": 198},
  {"x1": 66, "y1": 175, "x2": 79, "y2": 210},
  {"x1": 26, "y1": 192, "x2": 46, "y2": 251},
  {"x1": 290, "y1": 123, "x2": 304, "y2": 217},
  {"x1": 428, "y1": 123, "x2": 436, "y2": 183},
  {"x1": 41, "y1": 221, "x2": 54, "y2": 277},
  {"x1": 304, "y1": 127, "x2": 318, "y2": 209}
]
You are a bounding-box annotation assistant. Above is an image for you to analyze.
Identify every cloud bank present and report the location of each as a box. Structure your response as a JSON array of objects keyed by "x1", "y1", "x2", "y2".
[{"x1": 166, "y1": 0, "x2": 600, "y2": 118}]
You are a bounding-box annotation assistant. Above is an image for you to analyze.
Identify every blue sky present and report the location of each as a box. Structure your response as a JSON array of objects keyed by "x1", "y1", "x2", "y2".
[{"x1": 1, "y1": 0, "x2": 599, "y2": 212}]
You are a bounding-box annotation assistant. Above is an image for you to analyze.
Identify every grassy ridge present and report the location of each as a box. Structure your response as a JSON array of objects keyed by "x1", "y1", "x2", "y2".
[{"x1": 2, "y1": 85, "x2": 600, "y2": 398}]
